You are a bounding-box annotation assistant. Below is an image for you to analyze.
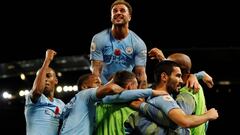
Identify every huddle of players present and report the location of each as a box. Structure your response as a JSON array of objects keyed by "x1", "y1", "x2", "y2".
[{"x1": 24, "y1": 0, "x2": 218, "y2": 135}]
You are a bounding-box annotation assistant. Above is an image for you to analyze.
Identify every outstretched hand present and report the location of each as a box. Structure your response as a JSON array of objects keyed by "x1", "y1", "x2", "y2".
[
  {"x1": 202, "y1": 72, "x2": 214, "y2": 88},
  {"x1": 104, "y1": 81, "x2": 124, "y2": 94},
  {"x1": 186, "y1": 74, "x2": 200, "y2": 93},
  {"x1": 96, "y1": 82, "x2": 124, "y2": 99},
  {"x1": 148, "y1": 48, "x2": 166, "y2": 62}
]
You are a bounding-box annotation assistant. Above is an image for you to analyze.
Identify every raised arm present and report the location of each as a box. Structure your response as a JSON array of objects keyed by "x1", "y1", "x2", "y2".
[
  {"x1": 195, "y1": 71, "x2": 214, "y2": 88},
  {"x1": 31, "y1": 49, "x2": 56, "y2": 103},
  {"x1": 186, "y1": 71, "x2": 214, "y2": 93}
]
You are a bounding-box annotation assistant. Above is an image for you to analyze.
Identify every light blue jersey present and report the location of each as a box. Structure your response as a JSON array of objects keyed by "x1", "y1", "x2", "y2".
[
  {"x1": 102, "y1": 89, "x2": 152, "y2": 103},
  {"x1": 60, "y1": 88, "x2": 153, "y2": 135},
  {"x1": 60, "y1": 88, "x2": 99, "y2": 135},
  {"x1": 25, "y1": 93, "x2": 65, "y2": 135},
  {"x1": 145, "y1": 94, "x2": 190, "y2": 135},
  {"x1": 124, "y1": 94, "x2": 181, "y2": 135},
  {"x1": 147, "y1": 94, "x2": 180, "y2": 115},
  {"x1": 90, "y1": 29, "x2": 147, "y2": 84}
]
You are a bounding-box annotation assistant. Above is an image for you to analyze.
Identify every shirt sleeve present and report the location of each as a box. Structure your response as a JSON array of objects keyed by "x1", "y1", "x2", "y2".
[
  {"x1": 25, "y1": 92, "x2": 46, "y2": 105},
  {"x1": 89, "y1": 35, "x2": 104, "y2": 61},
  {"x1": 88, "y1": 88, "x2": 100, "y2": 102},
  {"x1": 139, "y1": 102, "x2": 176, "y2": 128},
  {"x1": 148, "y1": 95, "x2": 180, "y2": 115},
  {"x1": 25, "y1": 92, "x2": 32, "y2": 105},
  {"x1": 194, "y1": 71, "x2": 205, "y2": 80},
  {"x1": 134, "y1": 42, "x2": 147, "y2": 66},
  {"x1": 176, "y1": 93, "x2": 195, "y2": 115},
  {"x1": 102, "y1": 89, "x2": 152, "y2": 103},
  {"x1": 61, "y1": 88, "x2": 99, "y2": 120}
]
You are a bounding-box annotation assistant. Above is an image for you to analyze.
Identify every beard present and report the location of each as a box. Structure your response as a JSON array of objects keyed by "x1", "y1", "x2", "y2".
[
  {"x1": 171, "y1": 89, "x2": 179, "y2": 99},
  {"x1": 167, "y1": 85, "x2": 180, "y2": 95}
]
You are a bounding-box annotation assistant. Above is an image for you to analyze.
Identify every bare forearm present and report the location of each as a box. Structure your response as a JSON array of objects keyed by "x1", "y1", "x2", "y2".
[
  {"x1": 169, "y1": 108, "x2": 210, "y2": 128},
  {"x1": 31, "y1": 49, "x2": 56, "y2": 101},
  {"x1": 32, "y1": 58, "x2": 51, "y2": 95},
  {"x1": 91, "y1": 60, "x2": 103, "y2": 77},
  {"x1": 135, "y1": 66, "x2": 148, "y2": 89},
  {"x1": 96, "y1": 82, "x2": 124, "y2": 99},
  {"x1": 185, "y1": 108, "x2": 218, "y2": 127},
  {"x1": 183, "y1": 114, "x2": 210, "y2": 128}
]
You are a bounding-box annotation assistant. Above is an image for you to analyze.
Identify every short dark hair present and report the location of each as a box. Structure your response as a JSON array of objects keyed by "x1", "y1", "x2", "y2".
[
  {"x1": 113, "y1": 70, "x2": 136, "y2": 87},
  {"x1": 154, "y1": 60, "x2": 180, "y2": 84},
  {"x1": 111, "y1": 0, "x2": 132, "y2": 15},
  {"x1": 77, "y1": 73, "x2": 91, "y2": 90}
]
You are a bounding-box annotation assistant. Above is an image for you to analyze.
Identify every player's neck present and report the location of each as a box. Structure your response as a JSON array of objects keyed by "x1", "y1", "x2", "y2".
[
  {"x1": 46, "y1": 92, "x2": 55, "y2": 102},
  {"x1": 47, "y1": 96, "x2": 54, "y2": 102},
  {"x1": 111, "y1": 25, "x2": 129, "y2": 40},
  {"x1": 155, "y1": 84, "x2": 169, "y2": 94}
]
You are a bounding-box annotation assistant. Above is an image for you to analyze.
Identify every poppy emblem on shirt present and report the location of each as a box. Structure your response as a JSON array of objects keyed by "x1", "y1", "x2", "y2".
[
  {"x1": 55, "y1": 106, "x2": 60, "y2": 115},
  {"x1": 125, "y1": 47, "x2": 133, "y2": 54},
  {"x1": 114, "y1": 49, "x2": 121, "y2": 56}
]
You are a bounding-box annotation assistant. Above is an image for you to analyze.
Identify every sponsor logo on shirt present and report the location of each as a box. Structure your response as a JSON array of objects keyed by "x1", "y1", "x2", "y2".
[{"x1": 104, "y1": 55, "x2": 132, "y2": 65}]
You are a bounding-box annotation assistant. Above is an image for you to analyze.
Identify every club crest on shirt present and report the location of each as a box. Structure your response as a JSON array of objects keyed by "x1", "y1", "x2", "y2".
[
  {"x1": 125, "y1": 47, "x2": 133, "y2": 54},
  {"x1": 162, "y1": 95, "x2": 174, "y2": 102},
  {"x1": 90, "y1": 42, "x2": 96, "y2": 52}
]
